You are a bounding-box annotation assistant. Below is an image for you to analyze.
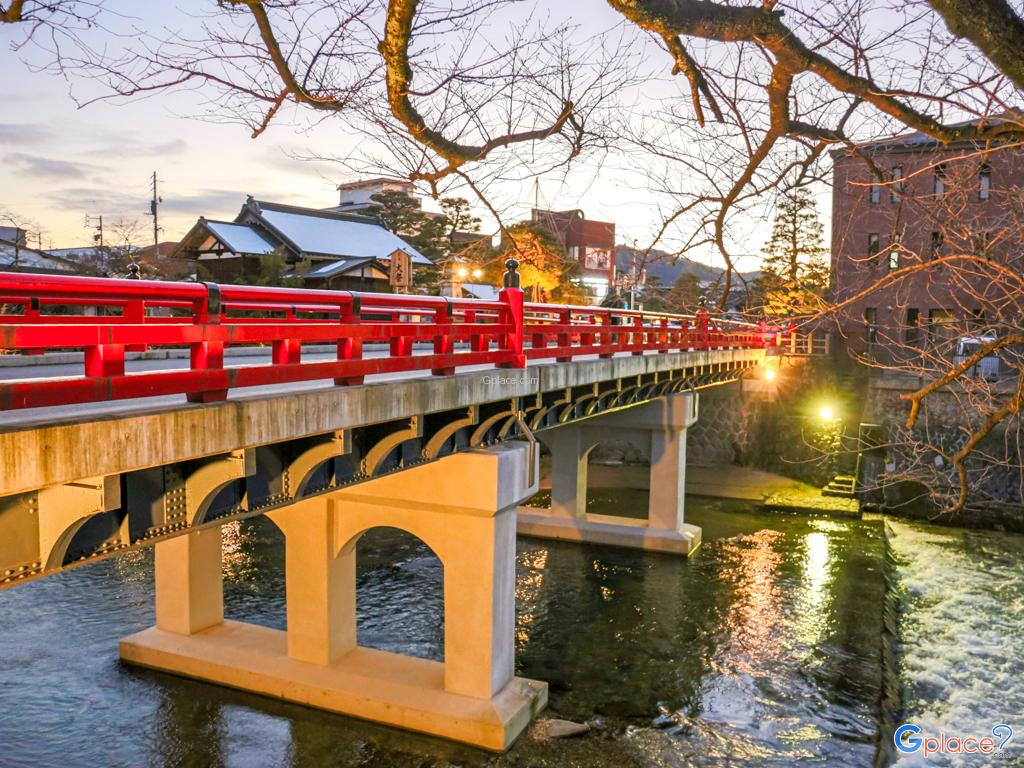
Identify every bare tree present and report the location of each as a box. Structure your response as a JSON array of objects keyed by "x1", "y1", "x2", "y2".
[{"x1": 5, "y1": 0, "x2": 1024, "y2": 510}]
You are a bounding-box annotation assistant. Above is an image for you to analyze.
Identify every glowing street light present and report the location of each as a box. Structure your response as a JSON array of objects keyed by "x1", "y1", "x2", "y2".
[
  {"x1": 457, "y1": 267, "x2": 469, "y2": 278},
  {"x1": 819, "y1": 405, "x2": 835, "y2": 421},
  {"x1": 472, "y1": 268, "x2": 483, "y2": 279},
  {"x1": 764, "y1": 368, "x2": 777, "y2": 382}
]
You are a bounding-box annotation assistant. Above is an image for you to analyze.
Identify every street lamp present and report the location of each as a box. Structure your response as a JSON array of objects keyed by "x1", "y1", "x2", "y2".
[
  {"x1": 819, "y1": 404, "x2": 835, "y2": 421},
  {"x1": 764, "y1": 368, "x2": 777, "y2": 382}
]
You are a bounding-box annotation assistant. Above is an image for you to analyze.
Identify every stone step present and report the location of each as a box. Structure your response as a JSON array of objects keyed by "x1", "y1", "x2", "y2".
[{"x1": 822, "y1": 487, "x2": 857, "y2": 498}]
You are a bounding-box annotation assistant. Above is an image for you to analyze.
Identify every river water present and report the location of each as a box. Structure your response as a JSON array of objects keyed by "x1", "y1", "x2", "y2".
[{"x1": 0, "y1": 491, "x2": 1021, "y2": 767}]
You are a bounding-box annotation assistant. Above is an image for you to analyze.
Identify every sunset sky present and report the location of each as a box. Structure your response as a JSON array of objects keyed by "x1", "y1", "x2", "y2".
[{"x1": 0, "y1": 2, "x2": 805, "y2": 273}]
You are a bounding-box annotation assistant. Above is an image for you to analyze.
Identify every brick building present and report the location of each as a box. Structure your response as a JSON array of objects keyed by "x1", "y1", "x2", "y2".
[
  {"x1": 531, "y1": 208, "x2": 615, "y2": 303},
  {"x1": 830, "y1": 122, "x2": 1024, "y2": 360}
]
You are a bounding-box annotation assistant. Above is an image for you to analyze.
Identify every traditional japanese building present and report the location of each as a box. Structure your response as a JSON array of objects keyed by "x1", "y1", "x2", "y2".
[{"x1": 173, "y1": 197, "x2": 431, "y2": 291}]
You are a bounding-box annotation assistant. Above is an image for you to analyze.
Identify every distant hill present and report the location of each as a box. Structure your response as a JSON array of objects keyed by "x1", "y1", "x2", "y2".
[{"x1": 615, "y1": 246, "x2": 759, "y2": 286}]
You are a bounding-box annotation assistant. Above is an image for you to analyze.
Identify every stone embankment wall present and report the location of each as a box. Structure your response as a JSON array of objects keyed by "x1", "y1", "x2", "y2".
[{"x1": 861, "y1": 376, "x2": 1024, "y2": 530}]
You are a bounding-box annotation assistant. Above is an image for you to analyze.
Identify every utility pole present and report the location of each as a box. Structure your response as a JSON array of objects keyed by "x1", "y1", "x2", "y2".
[
  {"x1": 147, "y1": 171, "x2": 163, "y2": 259},
  {"x1": 86, "y1": 214, "x2": 105, "y2": 248}
]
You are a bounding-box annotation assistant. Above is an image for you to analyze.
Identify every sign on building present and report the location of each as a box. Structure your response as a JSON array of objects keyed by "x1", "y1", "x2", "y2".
[{"x1": 389, "y1": 249, "x2": 412, "y2": 290}]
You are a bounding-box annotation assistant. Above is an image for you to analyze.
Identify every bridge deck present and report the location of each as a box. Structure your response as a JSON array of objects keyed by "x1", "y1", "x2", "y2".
[{"x1": 0, "y1": 346, "x2": 763, "y2": 498}]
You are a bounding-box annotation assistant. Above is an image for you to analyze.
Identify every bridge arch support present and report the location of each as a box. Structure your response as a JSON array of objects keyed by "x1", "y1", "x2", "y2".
[
  {"x1": 120, "y1": 442, "x2": 546, "y2": 751},
  {"x1": 519, "y1": 391, "x2": 701, "y2": 555}
]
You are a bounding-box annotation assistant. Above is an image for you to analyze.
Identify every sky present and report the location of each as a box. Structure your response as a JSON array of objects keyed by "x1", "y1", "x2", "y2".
[{"x1": 0, "y1": 1, "x2": 816, "y2": 272}]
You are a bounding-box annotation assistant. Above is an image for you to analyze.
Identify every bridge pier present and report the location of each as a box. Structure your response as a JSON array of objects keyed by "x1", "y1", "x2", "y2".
[
  {"x1": 121, "y1": 442, "x2": 546, "y2": 751},
  {"x1": 517, "y1": 392, "x2": 701, "y2": 555}
]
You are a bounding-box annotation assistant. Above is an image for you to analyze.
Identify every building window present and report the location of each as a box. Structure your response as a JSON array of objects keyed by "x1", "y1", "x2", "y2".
[
  {"x1": 869, "y1": 183, "x2": 880, "y2": 205},
  {"x1": 865, "y1": 308, "x2": 878, "y2": 344},
  {"x1": 927, "y1": 309, "x2": 953, "y2": 344},
  {"x1": 890, "y1": 166, "x2": 903, "y2": 202},
  {"x1": 930, "y1": 231, "x2": 943, "y2": 260},
  {"x1": 972, "y1": 230, "x2": 995, "y2": 258},
  {"x1": 979, "y1": 164, "x2": 992, "y2": 200},
  {"x1": 934, "y1": 164, "x2": 946, "y2": 200},
  {"x1": 906, "y1": 308, "x2": 920, "y2": 345},
  {"x1": 888, "y1": 234, "x2": 901, "y2": 270},
  {"x1": 867, "y1": 232, "x2": 880, "y2": 257}
]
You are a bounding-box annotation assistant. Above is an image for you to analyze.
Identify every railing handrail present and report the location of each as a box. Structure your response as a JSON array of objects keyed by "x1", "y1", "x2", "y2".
[{"x1": 0, "y1": 271, "x2": 780, "y2": 411}]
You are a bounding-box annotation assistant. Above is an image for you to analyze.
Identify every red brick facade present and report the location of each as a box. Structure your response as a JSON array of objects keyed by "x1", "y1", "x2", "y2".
[
  {"x1": 831, "y1": 134, "x2": 1024, "y2": 359},
  {"x1": 532, "y1": 208, "x2": 616, "y2": 301}
]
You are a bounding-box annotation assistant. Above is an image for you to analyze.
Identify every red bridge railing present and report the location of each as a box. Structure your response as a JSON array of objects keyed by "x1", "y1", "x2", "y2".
[{"x1": 0, "y1": 271, "x2": 781, "y2": 411}]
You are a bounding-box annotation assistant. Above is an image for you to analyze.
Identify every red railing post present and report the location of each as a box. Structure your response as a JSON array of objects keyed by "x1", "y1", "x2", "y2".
[
  {"x1": 496, "y1": 259, "x2": 526, "y2": 368},
  {"x1": 431, "y1": 300, "x2": 455, "y2": 376},
  {"x1": 598, "y1": 311, "x2": 615, "y2": 359},
  {"x1": 187, "y1": 282, "x2": 227, "y2": 404},
  {"x1": 272, "y1": 337, "x2": 302, "y2": 366},
  {"x1": 335, "y1": 295, "x2": 363, "y2": 386},
  {"x1": 466, "y1": 309, "x2": 487, "y2": 353},
  {"x1": 84, "y1": 343, "x2": 125, "y2": 378},
  {"x1": 556, "y1": 307, "x2": 572, "y2": 362},
  {"x1": 631, "y1": 315, "x2": 644, "y2": 356},
  {"x1": 390, "y1": 310, "x2": 411, "y2": 357},
  {"x1": 695, "y1": 310, "x2": 710, "y2": 350},
  {"x1": 124, "y1": 299, "x2": 147, "y2": 353}
]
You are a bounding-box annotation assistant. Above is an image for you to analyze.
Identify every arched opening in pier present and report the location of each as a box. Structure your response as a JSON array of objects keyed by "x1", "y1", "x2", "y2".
[
  {"x1": 352, "y1": 527, "x2": 445, "y2": 662},
  {"x1": 220, "y1": 515, "x2": 287, "y2": 631}
]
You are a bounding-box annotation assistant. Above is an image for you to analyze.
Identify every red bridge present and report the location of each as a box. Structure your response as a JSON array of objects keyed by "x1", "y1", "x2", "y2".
[{"x1": 0, "y1": 267, "x2": 778, "y2": 752}]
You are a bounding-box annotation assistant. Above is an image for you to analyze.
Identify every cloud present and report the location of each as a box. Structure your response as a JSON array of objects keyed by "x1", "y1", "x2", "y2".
[
  {"x1": 0, "y1": 124, "x2": 56, "y2": 145},
  {"x1": 42, "y1": 186, "x2": 144, "y2": 213},
  {"x1": 90, "y1": 136, "x2": 189, "y2": 158},
  {"x1": 6, "y1": 153, "x2": 96, "y2": 179},
  {"x1": 160, "y1": 189, "x2": 243, "y2": 216}
]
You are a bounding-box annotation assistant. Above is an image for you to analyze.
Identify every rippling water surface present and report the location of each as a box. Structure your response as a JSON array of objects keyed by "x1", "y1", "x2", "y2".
[
  {"x1": 0, "y1": 493, "x2": 890, "y2": 767},
  {"x1": 885, "y1": 520, "x2": 1024, "y2": 768}
]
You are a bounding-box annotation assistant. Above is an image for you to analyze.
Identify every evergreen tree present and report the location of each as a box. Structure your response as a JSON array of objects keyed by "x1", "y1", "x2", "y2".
[
  {"x1": 439, "y1": 197, "x2": 481, "y2": 247},
  {"x1": 760, "y1": 187, "x2": 829, "y2": 316},
  {"x1": 367, "y1": 191, "x2": 447, "y2": 260}
]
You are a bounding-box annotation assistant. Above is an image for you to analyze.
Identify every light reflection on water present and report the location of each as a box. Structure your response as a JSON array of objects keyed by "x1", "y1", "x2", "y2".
[{"x1": 0, "y1": 494, "x2": 887, "y2": 767}]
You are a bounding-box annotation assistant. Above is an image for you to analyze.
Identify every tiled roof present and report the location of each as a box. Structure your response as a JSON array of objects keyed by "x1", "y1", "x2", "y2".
[
  {"x1": 252, "y1": 200, "x2": 430, "y2": 264},
  {"x1": 205, "y1": 221, "x2": 278, "y2": 256}
]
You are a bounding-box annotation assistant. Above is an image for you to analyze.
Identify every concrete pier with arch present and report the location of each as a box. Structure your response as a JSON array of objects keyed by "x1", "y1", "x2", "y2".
[
  {"x1": 120, "y1": 442, "x2": 546, "y2": 751},
  {"x1": 517, "y1": 392, "x2": 701, "y2": 555}
]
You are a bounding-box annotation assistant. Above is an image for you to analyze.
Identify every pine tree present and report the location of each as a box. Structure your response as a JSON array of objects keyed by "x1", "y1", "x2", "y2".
[{"x1": 760, "y1": 187, "x2": 829, "y2": 316}]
